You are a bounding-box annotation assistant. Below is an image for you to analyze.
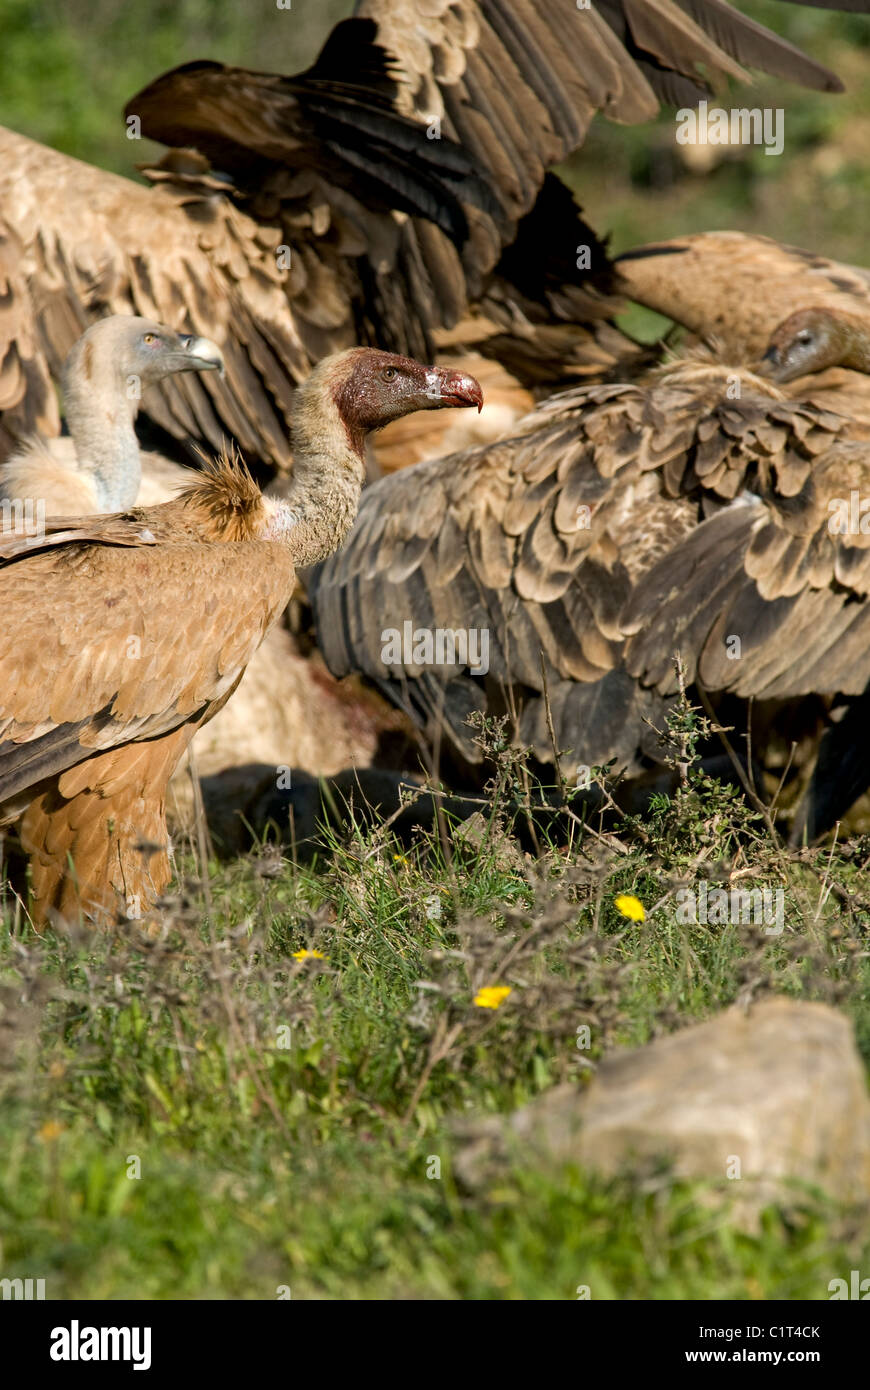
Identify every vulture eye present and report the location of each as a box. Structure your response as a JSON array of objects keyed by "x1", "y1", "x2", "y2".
[
  {"x1": 382, "y1": 366, "x2": 398, "y2": 382},
  {"x1": 797, "y1": 330, "x2": 812, "y2": 345},
  {"x1": 143, "y1": 333, "x2": 159, "y2": 346}
]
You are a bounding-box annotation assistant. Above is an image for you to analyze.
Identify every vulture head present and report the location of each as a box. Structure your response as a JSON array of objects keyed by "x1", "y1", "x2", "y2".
[
  {"x1": 760, "y1": 307, "x2": 870, "y2": 383},
  {"x1": 48, "y1": 316, "x2": 225, "y2": 512},
  {"x1": 63, "y1": 316, "x2": 225, "y2": 402},
  {"x1": 295, "y1": 347, "x2": 484, "y2": 464}
]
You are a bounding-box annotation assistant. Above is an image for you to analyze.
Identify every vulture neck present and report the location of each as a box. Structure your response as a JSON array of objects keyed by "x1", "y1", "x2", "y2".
[
  {"x1": 279, "y1": 378, "x2": 367, "y2": 566},
  {"x1": 830, "y1": 312, "x2": 870, "y2": 373},
  {"x1": 64, "y1": 361, "x2": 141, "y2": 512}
]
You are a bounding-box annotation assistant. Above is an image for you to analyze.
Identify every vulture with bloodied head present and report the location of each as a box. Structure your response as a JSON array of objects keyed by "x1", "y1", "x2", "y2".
[
  {"x1": 3, "y1": 0, "x2": 870, "y2": 478},
  {"x1": 310, "y1": 232, "x2": 870, "y2": 839},
  {"x1": 0, "y1": 348, "x2": 482, "y2": 927},
  {"x1": 5, "y1": 6, "x2": 870, "y2": 856}
]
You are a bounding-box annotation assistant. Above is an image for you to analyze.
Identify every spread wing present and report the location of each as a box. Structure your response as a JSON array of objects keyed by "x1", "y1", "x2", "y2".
[
  {"x1": 0, "y1": 125, "x2": 311, "y2": 472},
  {"x1": 312, "y1": 360, "x2": 865, "y2": 767},
  {"x1": 360, "y1": 0, "x2": 857, "y2": 199},
  {"x1": 6, "y1": 2, "x2": 870, "y2": 469},
  {"x1": 0, "y1": 537, "x2": 295, "y2": 813},
  {"x1": 616, "y1": 231, "x2": 870, "y2": 360},
  {"x1": 0, "y1": 210, "x2": 55, "y2": 459},
  {"x1": 127, "y1": 0, "x2": 870, "y2": 385},
  {"x1": 311, "y1": 404, "x2": 654, "y2": 769}
]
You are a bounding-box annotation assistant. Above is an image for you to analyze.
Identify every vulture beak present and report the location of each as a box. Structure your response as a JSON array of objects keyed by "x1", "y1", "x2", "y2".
[
  {"x1": 429, "y1": 367, "x2": 484, "y2": 412},
  {"x1": 758, "y1": 344, "x2": 784, "y2": 379},
  {"x1": 177, "y1": 334, "x2": 226, "y2": 378}
]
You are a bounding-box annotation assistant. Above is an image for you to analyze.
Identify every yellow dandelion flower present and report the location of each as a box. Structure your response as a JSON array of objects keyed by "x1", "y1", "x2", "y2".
[
  {"x1": 474, "y1": 985, "x2": 512, "y2": 1010},
  {"x1": 615, "y1": 894, "x2": 646, "y2": 922},
  {"x1": 38, "y1": 1120, "x2": 64, "y2": 1143},
  {"x1": 292, "y1": 949, "x2": 326, "y2": 961},
  {"x1": 392, "y1": 853, "x2": 407, "y2": 865}
]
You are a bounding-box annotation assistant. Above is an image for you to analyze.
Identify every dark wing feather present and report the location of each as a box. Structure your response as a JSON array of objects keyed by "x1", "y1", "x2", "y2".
[{"x1": 624, "y1": 437, "x2": 870, "y2": 700}]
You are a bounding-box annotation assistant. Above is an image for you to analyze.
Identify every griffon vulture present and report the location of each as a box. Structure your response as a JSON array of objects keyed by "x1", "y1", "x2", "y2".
[
  {"x1": 0, "y1": 348, "x2": 482, "y2": 926},
  {"x1": 0, "y1": 316, "x2": 223, "y2": 515},
  {"x1": 310, "y1": 241, "x2": 870, "y2": 835}
]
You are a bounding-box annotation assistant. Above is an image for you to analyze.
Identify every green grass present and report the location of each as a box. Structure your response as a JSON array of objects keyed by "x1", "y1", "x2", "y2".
[
  {"x1": 2, "y1": 708, "x2": 869, "y2": 1299},
  {"x1": 3, "y1": 0, "x2": 870, "y2": 1301}
]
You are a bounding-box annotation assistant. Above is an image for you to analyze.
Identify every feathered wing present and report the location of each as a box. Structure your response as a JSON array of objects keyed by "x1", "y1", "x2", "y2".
[
  {"x1": 358, "y1": 0, "x2": 854, "y2": 202},
  {"x1": 0, "y1": 127, "x2": 310, "y2": 471},
  {"x1": 6, "y1": 2, "x2": 870, "y2": 468},
  {"x1": 312, "y1": 406, "x2": 640, "y2": 769},
  {"x1": 0, "y1": 533, "x2": 296, "y2": 813},
  {"x1": 125, "y1": 1, "x2": 870, "y2": 386},
  {"x1": 0, "y1": 211, "x2": 58, "y2": 458},
  {"x1": 19, "y1": 723, "x2": 205, "y2": 924},
  {"x1": 0, "y1": 515, "x2": 297, "y2": 923},
  {"x1": 623, "y1": 439, "x2": 870, "y2": 701},
  {"x1": 616, "y1": 231, "x2": 870, "y2": 359},
  {"x1": 312, "y1": 362, "x2": 867, "y2": 770}
]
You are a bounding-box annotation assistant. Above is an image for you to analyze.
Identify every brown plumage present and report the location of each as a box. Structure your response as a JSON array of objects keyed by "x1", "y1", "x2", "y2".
[
  {"x1": 616, "y1": 231, "x2": 870, "y2": 361},
  {"x1": 311, "y1": 289, "x2": 870, "y2": 837},
  {"x1": 311, "y1": 357, "x2": 834, "y2": 773},
  {"x1": 0, "y1": 348, "x2": 483, "y2": 926},
  {"x1": 0, "y1": 316, "x2": 412, "y2": 848},
  {"x1": 3, "y1": 2, "x2": 867, "y2": 471},
  {"x1": 621, "y1": 308, "x2": 870, "y2": 837}
]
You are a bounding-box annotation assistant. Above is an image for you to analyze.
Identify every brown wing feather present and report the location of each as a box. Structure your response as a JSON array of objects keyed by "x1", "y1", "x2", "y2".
[
  {"x1": 0, "y1": 537, "x2": 296, "y2": 814},
  {"x1": 616, "y1": 231, "x2": 870, "y2": 360},
  {"x1": 624, "y1": 438, "x2": 870, "y2": 700},
  {"x1": 5, "y1": 4, "x2": 864, "y2": 468},
  {"x1": 0, "y1": 127, "x2": 305, "y2": 470},
  {"x1": 313, "y1": 351, "x2": 870, "y2": 769}
]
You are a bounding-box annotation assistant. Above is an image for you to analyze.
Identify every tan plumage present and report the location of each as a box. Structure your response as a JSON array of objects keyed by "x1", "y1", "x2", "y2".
[
  {"x1": 0, "y1": 316, "x2": 410, "y2": 849},
  {"x1": 0, "y1": 348, "x2": 483, "y2": 925},
  {"x1": 2, "y1": 2, "x2": 866, "y2": 472},
  {"x1": 616, "y1": 230, "x2": 870, "y2": 362},
  {"x1": 0, "y1": 469, "x2": 293, "y2": 921}
]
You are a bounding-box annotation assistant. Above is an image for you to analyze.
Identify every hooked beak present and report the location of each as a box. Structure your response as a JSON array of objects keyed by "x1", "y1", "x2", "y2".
[
  {"x1": 430, "y1": 367, "x2": 484, "y2": 412},
  {"x1": 758, "y1": 342, "x2": 802, "y2": 383},
  {"x1": 758, "y1": 345, "x2": 780, "y2": 378},
  {"x1": 176, "y1": 334, "x2": 225, "y2": 378}
]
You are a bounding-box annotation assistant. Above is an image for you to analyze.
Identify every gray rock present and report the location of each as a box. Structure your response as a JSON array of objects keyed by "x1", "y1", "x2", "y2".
[{"x1": 454, "y1": 998, "x2": 870, "y2": 1217}]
